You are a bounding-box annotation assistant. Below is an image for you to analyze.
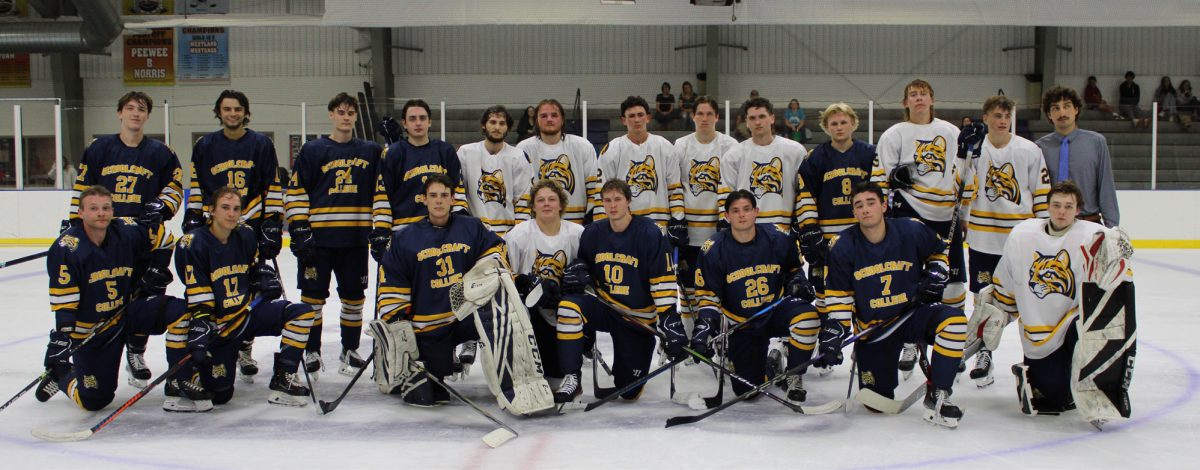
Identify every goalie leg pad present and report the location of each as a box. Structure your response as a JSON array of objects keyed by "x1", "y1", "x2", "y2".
[
  {"x1": 470, "y1": 267, "x2": 555, "y2": 415},
  {"x1": 1074, "y1": 280, "x2": 1136, "y2": 421},
  {"x1": 369, "y1": 319, "x2": 427, "y2": 397}
]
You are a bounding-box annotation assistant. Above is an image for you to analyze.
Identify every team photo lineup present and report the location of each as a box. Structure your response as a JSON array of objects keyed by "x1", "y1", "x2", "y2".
[{"x1": 22, "y1": 77, "x2": 1139, "y2": 444}]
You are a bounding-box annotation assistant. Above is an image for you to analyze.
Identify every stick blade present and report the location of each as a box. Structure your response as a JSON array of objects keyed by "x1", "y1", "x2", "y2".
[
  {"x1": 31, "y1": 428, "x2": 94, "y2": 442},
  {"x1": 481, "y1": 427, "x2": 518, "y2": 448},
  {"x1": 800, "y1": 400, "x2": 844, "y2": 415},
  {"x1": 664, "y1": 415, "x2": 703, "y2": 428}
]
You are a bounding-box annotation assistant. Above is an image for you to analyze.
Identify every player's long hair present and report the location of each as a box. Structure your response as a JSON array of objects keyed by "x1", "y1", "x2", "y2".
[
  {"x1": 480, "y1": 105, "x2": 513, "y2": 136},
  {"x1": 534, "y1": 99, "x2": 566, "y2": 135},
  {"x1": 902, "y1": 79, "x2": 935, "y2": 123},
  {"x1": 529, "y1": 179, "x2": 569, "y2": 217},
  {"x1": 208, "y1": 186, "x2": 242, "y2": 208},
  {"x1": 1041, "y1": 87, "x2": 1082, "y2": 120}
]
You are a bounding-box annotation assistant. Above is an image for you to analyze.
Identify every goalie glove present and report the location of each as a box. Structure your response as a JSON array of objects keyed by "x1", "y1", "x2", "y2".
[{"x1": 966, "y1": 284, "x2": 1012, "y2": 351}]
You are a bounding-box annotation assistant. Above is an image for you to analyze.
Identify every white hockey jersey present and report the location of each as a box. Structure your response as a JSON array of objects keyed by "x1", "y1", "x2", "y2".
[
  {"x1": 873, "y1": 119, "x2": 971, "y2": 222},
  {"x1": 674, "y1": 132, "x2": 738, "y2": 246},
  {"x1": 990, "y1": 218, "x2": 1105, "y2": 359},
  {"x1": 504, "y1": 219, "x2": 584, "y2": 281},
  {"x1": 457, "y1": 141, "x2": 533, "y2": 236},
  {"x1": 719, "y1": 136, "x2": 814, "y2": 232},
  {"x1": 516, "y1": 134, "x2": 600, "y2": 225},
  {"x1": 597, "y1": 134, "x2": 684, "y2": 227},
  {"x1": 965, "y1": 135, "x2": 1052, "y2": 254}
]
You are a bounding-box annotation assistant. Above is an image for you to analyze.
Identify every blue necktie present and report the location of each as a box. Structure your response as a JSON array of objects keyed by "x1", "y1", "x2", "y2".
[{"x1": 1057, "y1": 136, "x2": 1070, "y2": 182}]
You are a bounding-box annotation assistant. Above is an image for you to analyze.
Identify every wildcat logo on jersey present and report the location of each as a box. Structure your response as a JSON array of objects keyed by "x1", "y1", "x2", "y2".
[
  {"x1": 83, "y1": 375, "x2": 98, "y2": 389},
  {"x1": 534, "y1": 250, "x2": 568, "y2": 280},
  {"x1": 211, "y1": 364, "x2": 227, "y2": 379},
  {"x1": 58, "y1": 235, "x2": 79, "y2": 252},
  {"x1": 1028, "y1": 249, "x2": 1075, "y2": 299},
  {"x1": 913, "y1": 136, "x2": 947, "y2": 175},
  {"x1": 538, "y1": 155, "x2": 575, "y2": 194},
  {"x1": 627, "y1": 155, "x2": 658, "y2": 197},
  {"x1": 689, "y1": 158, "x2": 720, "y2": 197},
  {"x1": 477, "y1": 169, "x2": 506, "y2": 207},
  {"x1": 750, "y1": 157, "x2": 783, "y2": 198},
  {"x1": 984, "y1": 163, "x2": 1020, "y2": 204}
]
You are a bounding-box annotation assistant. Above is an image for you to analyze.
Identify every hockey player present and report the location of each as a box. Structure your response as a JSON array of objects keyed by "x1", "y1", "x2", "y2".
[
  {"x1": 719, "y1": 97, "x2": 815, "y2": 235},
  {"x1": 373, "y1": 174, "x2": 553, "y2": 413},
  {"x1": 970, "y1": 180, "x2": 1132, "y2": 420},
  {"x1": 871, "y1": 79, "x2": 972, "y2": 376},
  {"x1": 597, "y1": 96, "x2": 686, "y2": 243},
  {"x1": 37, "y1": 185, "x2": 190, "y2": 410},
  {"x1": 963, "y1": 96, "x2": 1051, "y2": 385},
  {"x1": 673, "y1": 96, "x2": 738, "y2": 321},
  {"x1": 371, "y1": 98, "x2": 468, "y2": 245},
  {"x1": 176, "y1": 186, "x2": 317, "y2": 407},
  {"x1": 504, "y1": 180, "x2": 585, "y2": 381},
  {"x1": 824, "y1": 182, "x2": 968, "y2": 428},
  {"x1": 458, "y1": 105, "x2": 533, "y2": 237},
  {"x1": 516, "y1": 99, "x2": 602, "y2": 225},
  {"x1": 66, "y1": 91, "x2": 184, "y2": 388},
  {"x1": 554, "y1": 179, "x2": 679, "y2": 403},
  {"x1": 693, "y1": 189, "x2": 820, "y2": 402},
  {"x1": 184, "y1": 90, "x2": 285, "y2": 381},
  {"x1": 285, "y1": 93, "x2": 382, "y2": 377}
]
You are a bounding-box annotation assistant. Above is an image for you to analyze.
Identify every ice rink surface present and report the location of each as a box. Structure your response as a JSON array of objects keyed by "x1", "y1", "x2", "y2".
[{"x1": 0, "y1": 246, "x2": 1195, "y2": 469}]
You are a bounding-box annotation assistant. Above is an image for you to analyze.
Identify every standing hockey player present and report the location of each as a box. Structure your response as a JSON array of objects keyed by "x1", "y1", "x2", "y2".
[
  {"x1": 184, "y1": 89, "x2": 285, "y2": 381},
  {"x1": 285, "y1": 93, "x2": 382, "y2": 377},
  {"x1": 597, "y1": 96, "x2": 686, "y2": 237},
  {"x1": 674, "y1": 97, "x2": 738, "y2": 321},
  {"x1": 37, "y1": 185, "x2": 190, "y2": 410},
  {"x1": 1036, "y1": 86, "x2": 1120, "y2": 227},
  {"x1": 516, "y1": 99, "x2": 602, "y2": 225},
  {"x1": 872, "y1": 79, "x2": 971, "y2": 376},
  {"x1": 824, "y1": 182, "x2": 968, "y2": 428},
  {"x1": 66, "y1": 91, "x2": 184, "y2": 388},
  {"x1": 176, "y1": 187, "x2": 317, "y2": 407},
  {"x1": 963, "y1": 95, "x2": 1051, "y2": 386},
  {"x1": 693, "y1": 190, "x2": 820, "y2": 402},
  {"x1": 458, "y1": 105, "x2": 533, "y2": 236},
  {"x1": 719, "y1": 97, "x2": 814, "y2": 234},
  {"x1": 970, "y1": 180, "x2": 1133, "y2": 423},
  {"x1": 373, "y1": 174, "x2": 553, "y2": 414},
  {"x1": 554, "y1": 179, "x2": 679, "y2": 404},
  {"x1": 505, "y1": 180, "x2": 585, "y2": 382}
]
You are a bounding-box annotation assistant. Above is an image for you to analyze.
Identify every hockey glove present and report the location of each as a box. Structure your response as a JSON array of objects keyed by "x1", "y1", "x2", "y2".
[
  {"x1": 794, "y1": 225, "x2": 827, "y2": 265},
  {"x1": 537, "y1": 278, "x2": 562, "y2": 310},
  {"x1": 186, "y1": 310, "x2": 217, "y2": 366},
  {"x1": 812, "y1": 317, "x2": 847, "y2": 368},
  {"x1": 690, "y1": 307, "x2": 721, "y2": 360},
  {"x1": 369, "y1": 227, "x2": 392, "y2": 264},
  {"x1": 888, "y1": 164, "x2": 917, "y2": 192},
  {"x1": 514, "y1": 273, "x2": 538, "y2": 299},
  {"x1": 251, "y1": 261, "x2": 283, "y2": 302},
  {"x1": 716, "y1": 218, "x2": 731, "y2": 233},
  {"x1": 288, "y1": 220, "x2": 315, "y2": 265},
  {"x1": 561, "y1": 260, "x2": 591, "y2": 294},
  {"x1": 138, "y1": 200, "x2": 166, "y2": 228},
  {"x1": 916, "y1": 262, "x2": 950, "y2": 305},
  {"x1": 258, "y1": 215, "x2": 283, "y2": 261},
  {"x1": 43, "y1": 329, "x2": 75, "y2": 370},
  {"x1": 957, "y1": 122, "x2": 987, "y2": 159},
  {"x1": 660, "y1": 314, "x2": 689, "y2": 362},
  {"x1": 59, "y1": 218, "x2": 79, "y2": 235},
  {"x1": 787, "y1": 270, "x2": 817, "y2": 304},
  {"x1": 666, "y1": 217, "x2": 689, "y2": 249},
  {"x1": 182, "y1": 209, "x2": 207, "y2": 234},
  {"x1": 137, "y1": 266, "x2": 173, "y2": 298}
]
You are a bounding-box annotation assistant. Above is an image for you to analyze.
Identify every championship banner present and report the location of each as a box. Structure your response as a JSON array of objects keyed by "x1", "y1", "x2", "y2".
[
  {"x1": 124, "y1": 29, "x2": 175, "y2": 86},
  {"x1": 0, "y1": 54, "x2": 31, "y2": 88},
  {"x1": 123, "y1": 0, "x2": 172, "y2": 14},
  {"x1": 178, "y1": 27, "x2": 229, "y2": 84}
]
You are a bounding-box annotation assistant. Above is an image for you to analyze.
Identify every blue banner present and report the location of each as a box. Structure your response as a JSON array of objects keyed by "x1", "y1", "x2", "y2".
[{"x1": 178, "y1": 27, "x2": 229, "y2": 84}]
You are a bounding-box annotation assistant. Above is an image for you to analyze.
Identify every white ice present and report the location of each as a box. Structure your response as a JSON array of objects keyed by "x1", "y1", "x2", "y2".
[{"x1": 0, "y1": 247, "x2": 1196, "y2": 469}]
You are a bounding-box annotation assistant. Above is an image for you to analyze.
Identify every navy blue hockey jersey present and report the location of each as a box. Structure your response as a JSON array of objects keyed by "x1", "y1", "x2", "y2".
[
  {"x1": 69, "y1": 134, "x2": 183, "y2": 221},
  {"x1": 285, "y1": 136, "x2": 382, "y2": 248},
  {"x1": 187, "y1": 129, "x2": 283, "y2": 225},
  {"x1": 576, "y1": 216, "x2": 677, "y2": 325},
  {"x1": 175, "y1": 225, "x2": 275, "y2": 343},
  {"x1": 695, "y1": 223, "x2": 803, "y2": 322},
  {"x1": 372, "y1": 139, "x2": 468, "y2": 232},
  {"x1": 798, "y1": 140, "x2": 879, "y2": 239}
]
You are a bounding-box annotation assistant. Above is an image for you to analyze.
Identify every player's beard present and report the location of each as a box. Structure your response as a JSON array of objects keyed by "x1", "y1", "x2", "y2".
[{"x1": 486, "y1": 132, "x2": 506, "y2": 144}]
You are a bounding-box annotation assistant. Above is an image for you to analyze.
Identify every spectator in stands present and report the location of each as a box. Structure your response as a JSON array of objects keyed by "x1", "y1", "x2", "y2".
[
  {"x1": 654, "y1": 82, "x2": 680, "y2": 130},
  {"x1": 1153, "y1": 76, "x2": 1180, "y2": 122},
  {"x1": 1084, "y1": 76, "x2": 1120, "y2": 118},
  {"x1": 1177, "y1": 80, "x2": 1196, "y2": 131},
  {"x1": 784, "y1": 99, "x2": 808, "y2": 142},
  {"x1": 1118, "y1": 71, "x2": 1150, "y2": 129},
  {"x1": 960, "y1": 116, "x2": 973, "y2": 129},
  {"x1": 679, "y1": 81, "x2": 698, "y2": 131},
  {"x1": 517, "y1": 105, "x2": 537, "y2": 141},
  {"x1": 1036, "y1": 86, "x2": 1119, "y2": 228}
]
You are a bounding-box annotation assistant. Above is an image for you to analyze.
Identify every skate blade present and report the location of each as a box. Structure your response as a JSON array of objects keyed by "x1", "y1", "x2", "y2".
[
  {"x1": 923, "y1": 409, "x2": 960, "y2": 429},
  {"x1": 338, "y1": 364, "x2": 361, "y2": 378},
  {"x1": 267, "y1": 393, "x2": 310, "y2": 407},
  {"x1": 556, "y1": 401, "x2": 587, "y2": 413},
  {"x1": 482, "y1": 427, "x2": 518, "y2": 448},
  {"x1": 31, "y1": 428, "x2": 94, "y2": 442},
  {"x1": 127, "y1": 377, "x2": 148, "y2": 388},
  {"x1": 973, "y1": 375, "x2": 995, "y2": 388}
]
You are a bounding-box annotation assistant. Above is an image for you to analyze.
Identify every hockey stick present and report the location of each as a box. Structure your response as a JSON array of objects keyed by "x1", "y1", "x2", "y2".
[
  {"x1": 591, "y1": 343, "x2": 617, "y2": 399},
  {"x1": 317, "y1": 351, "x2": 374, "y2": 414},
  {"x1": 0, "y1": 250, "x2": 48, "y2": 270},
  {"x1": 855, "y1": 338, "x2": 981, "y2": 414},
  {"x1": 421, "y1": 366, "x2": 518, "y2": 448},
  {"x1": 583, "y1": 292, "x2": 793, "y2": 412},
  {"x1": 664, "y1": 309, "x2": 911, "y2": 428},
  {"x1": 697, "y1": 314, "x2": 728, "y2": 409},
  {"x1": 32, "y1": 352, "x2": 194, "y2": 442}
]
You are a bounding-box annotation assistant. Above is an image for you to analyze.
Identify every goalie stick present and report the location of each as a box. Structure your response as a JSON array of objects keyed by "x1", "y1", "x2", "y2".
[{"x1": 420, "y1": 365, "x2": 519, "y2": 448}]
